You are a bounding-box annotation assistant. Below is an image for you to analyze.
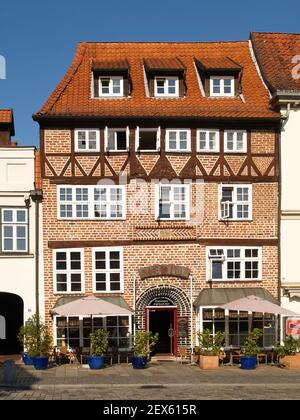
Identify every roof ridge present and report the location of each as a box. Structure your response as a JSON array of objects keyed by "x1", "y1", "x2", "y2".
[{"x1": 78, "y1": 40, "x2": 249, "y2": 45}]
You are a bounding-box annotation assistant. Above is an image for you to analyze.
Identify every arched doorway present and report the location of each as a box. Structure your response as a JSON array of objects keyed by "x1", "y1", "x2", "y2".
[
  {"x1": 136, "y1": 285, "x2": 190, "y2": 355},
  {"x1": 0, "y1": 293, "x2": 23, "y2": 355}
]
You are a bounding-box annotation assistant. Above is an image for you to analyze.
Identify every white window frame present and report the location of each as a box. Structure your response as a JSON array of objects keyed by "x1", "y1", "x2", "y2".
[
  {"x1": 197, "y1": 129, "x2": 220, "y2": 152},
  {"x1": 206, "y1": 246, "x2": 262, "y2": 282},
  {"x1": 1, "y1": 208, "x2": 28, "y2": 253},
  {"x1": 136, "y1": 127, "x2": 161, "y2": 152},
  {"x1": 154, "y1": 76, "x2": 179, "y2": 97},
  {"x1": 57, "y1": 185, "x2": 126, "y2": 220},
  {"x1": 92, "y1": 247, "x2": 124, "y2": 293},
  {"x1": 210, "y1": 76, "x2": 235, "y2": 97},
  {"x1": 219, "y1": 184, "x2": 252, "y2": 221},
  {"x1": 155, "y1": 183, "x2": 190, "y2": 221},
  {"x1": 165, "y1": 129, "x2": 191, "y2": 152},
  {"x1": 54, "y1": 314, "x2": 132, "y2": 350},
  {"x1": 224, "y1": 130, "x2": 247, "y2": 153},
  {"x1": 99, "y1": 76, "x2": 124, "y2": 97},
  {"x1": 53, "y1": 248, "x2": 85, "y2": 294},
  {"x1": 74, "y1": 129, "x2": 100, "y2": 152},
  {"x1": 104, "y1": 126, "x2": 129, "y2": 152}
]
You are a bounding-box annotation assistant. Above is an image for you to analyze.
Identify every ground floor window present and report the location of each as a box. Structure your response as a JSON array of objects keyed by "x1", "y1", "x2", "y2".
[
  {"x1": 55, "y1": 315, "x2": 131, "y2": 350},
  {"x1": 201, "y1": 308, "x2": 276, "y2": 347}
]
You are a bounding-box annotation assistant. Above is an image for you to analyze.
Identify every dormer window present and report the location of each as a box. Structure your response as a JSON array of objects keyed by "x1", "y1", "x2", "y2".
[
  {"x1": 154, "y1": 77, "x2": 179, "y2": 97},
  {"x1": 210, "y1": 76, "x2": 234, "y2": 97},
  {"x1": 144, "y1": 58, "x2": 186, "y2": 98},
  {"x1": 92, "y1": 59, "x2": 130, "y2": 98},
  {"x1": 99, "y1": 76, "x2": 124, "y2": 97},
  {"x1": 194, "y1": 57, "x2": 242, "y2": 98}
]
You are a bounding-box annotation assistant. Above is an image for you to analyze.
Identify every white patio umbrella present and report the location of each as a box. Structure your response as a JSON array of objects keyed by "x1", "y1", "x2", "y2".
[
  {"x1": 218, "y1": 295, "x2": 299, "y2": 316},
  {"x1": 51, "y1": 295, "x2": 132, "y2": 317}
]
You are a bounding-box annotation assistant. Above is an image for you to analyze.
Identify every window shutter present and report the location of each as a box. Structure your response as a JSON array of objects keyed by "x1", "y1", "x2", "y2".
[
  {"x1": 93, "y1": 73, "x2": 99, "y2": 97},
  {"x1": 104, "y1": 126, "x2": 108, "y2": 151},
  {"x1": 126, "y1": 126, "x2": 130, "y2": 150},
  {"x1": 157, "y1": 126, "x2": 161, "y2": 150},
  {"x1": 135, "y1": 126, "x2": 140, "y2": 151}
]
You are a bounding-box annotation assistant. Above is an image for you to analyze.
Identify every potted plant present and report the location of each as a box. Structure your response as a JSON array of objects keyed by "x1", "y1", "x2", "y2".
[
  {"x1": 87, "y1": 328, "x2": 109, "y2": 369},
  {"x1": 197, "y1": 329, "x2": 225, "y2": 370},
  {"x1": 18, "y1": 314, "x2": 52, "y2": 370},
  {"x1": 240, "y1": 328, "x2": 262, "y2": 370},
  {"x1": 132, "y1": 331, "x2": 159, "y2": 369},
  {"x1": 276, "y1": 335, "x2": 300, "y2": 369}
]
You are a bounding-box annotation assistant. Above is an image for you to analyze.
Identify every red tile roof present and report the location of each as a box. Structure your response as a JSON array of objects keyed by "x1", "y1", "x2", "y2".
[
  {"x1": 251, "y1": 32, "x2": 300, "y2": 93},
  {"x1": 0, "y1": 109, "x2": 13, "y2": 124},
  {"x1": 144, "y1": 57, "x2": 185, "y2": 71},
  {"x1": 34, "y1": 42, "x2": 278, "y2": 120},
  {"x1": 196, "y1": 56, "x2": 242, "y2": 71},
  {"x1": 35, "y1": 150, "x2": 42, "y2": 190},
  {"x1": 92, "y1": 59, "x2": 129, "y2": 71}
]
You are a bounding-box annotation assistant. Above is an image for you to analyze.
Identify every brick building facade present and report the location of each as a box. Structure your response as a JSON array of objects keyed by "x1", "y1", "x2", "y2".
[{"x1": 34, "y1": 41, "x2": 280, "y2": 354}]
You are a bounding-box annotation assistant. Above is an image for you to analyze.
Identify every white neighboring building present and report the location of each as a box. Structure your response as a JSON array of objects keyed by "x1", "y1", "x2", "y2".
[
  {"x1": 251, "y1": 32, "x2": 300, "y2": 338},
  {"x1": 0, "y1": 109, "x2": 43, "y2": 355}
]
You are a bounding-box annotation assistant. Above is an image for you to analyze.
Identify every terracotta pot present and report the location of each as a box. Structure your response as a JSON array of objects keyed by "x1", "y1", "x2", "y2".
[
  {"x1": 199, "y1": 355, "x2": 219, "y2": 370},
  {"x1": 280, "y1": 354, "x2": 300, "y2": 369}
]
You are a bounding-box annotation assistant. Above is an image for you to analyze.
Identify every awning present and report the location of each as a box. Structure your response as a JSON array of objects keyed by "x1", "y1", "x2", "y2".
[
  {"x1": 51, "y1": 295, "x2": 133, "y2": 317},
  {"x1": 219, "y1": 295, "x2": 299, "y2": 316},
  {"x1": 194, "y1": 287, "x2": 278, "y2": 307}
]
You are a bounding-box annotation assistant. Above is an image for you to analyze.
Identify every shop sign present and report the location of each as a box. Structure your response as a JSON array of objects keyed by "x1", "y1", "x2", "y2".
[
  {"x1": 139, "y1": 264, "x2": 190, "y2": 280},
  {"x1": 178, "y1": 317, "x2": 189, "y2": 338}
]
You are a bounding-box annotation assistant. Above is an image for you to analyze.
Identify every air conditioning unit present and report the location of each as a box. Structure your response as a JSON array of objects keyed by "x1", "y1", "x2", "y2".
[{"x1": 220, "y1": 201, "x2": 231, "y2": 220}]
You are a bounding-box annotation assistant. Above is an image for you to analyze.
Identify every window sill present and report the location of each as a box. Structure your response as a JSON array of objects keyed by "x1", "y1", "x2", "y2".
[
  {"x1": 208, "y1": 279, "x2": 261, "y2": 283},
  {"x1": 93, "y1": 291, "x2": 124, "y2": 294},
  {"x1": 219, "y1": 219, "x2": 253, "y2": 222},
  {"x1": 53, "y1": 291, "x2": 85, "y2": 295},
  {"x1": 0, "y1": 253, "x2": 34, "y2": 258},
  {"x1": 57, "y1": 218, "x2": 126, "y2": 221},
  {"x1": 165, "y1": 150, "x2": 191, "y2": 154}
]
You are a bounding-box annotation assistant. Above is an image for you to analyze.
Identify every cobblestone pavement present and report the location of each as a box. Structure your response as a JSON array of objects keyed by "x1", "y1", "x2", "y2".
[
  {"x1": 0, "y1": 383, "x2": 299, "y2": 400},
  {"x1": 1, "y1": 361, "x2": 300, "y2": 399}
]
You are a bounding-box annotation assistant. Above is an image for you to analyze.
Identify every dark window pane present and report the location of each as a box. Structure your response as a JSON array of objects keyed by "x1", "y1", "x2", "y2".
[
  {"x1": 139, "y1": 131, "x2": 157, "y2": 150},
  {"x1": 212, "y1": 261, "x2": 222, "y2": 279},
  {"x1": 116, "y1": 132, "x2": 127, "y2": 150}
]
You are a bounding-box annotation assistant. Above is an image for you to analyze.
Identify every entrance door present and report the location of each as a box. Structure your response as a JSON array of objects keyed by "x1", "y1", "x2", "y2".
[
  {"x1": 0, "y1": 293, "x2": 23, "y2": 355},
  {"x1": 148, "y1": 308, "x2": 176, "y2": 354}
]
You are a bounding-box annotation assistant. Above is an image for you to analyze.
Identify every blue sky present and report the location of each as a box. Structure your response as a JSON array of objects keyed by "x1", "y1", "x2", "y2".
[{"x1": 0, "y1": 0, "x2": 300, "y2": 146}]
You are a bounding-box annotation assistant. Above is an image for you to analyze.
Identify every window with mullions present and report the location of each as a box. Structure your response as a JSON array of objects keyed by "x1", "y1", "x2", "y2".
[
  {"x1": 224, "y1": 130, "x2": 247, "y2": 153},
  {"x1": 58, "y1": 185, "x2": 125, "y2": 220},
  {"x1": 197, "y1": 129, "x2": 220, "y2": 152},
  {"x1": 202, "y1": 308, "x2": 225, "y2": 335},
  {"x1": 220, "y1": 185, "x2": 252, "y2": 221},
  {"x1": 105, "y1": 128, "x2": 129, "y2": 151},
  {"x1": 166, "y1": 129, "x2": 191, "y2": 152},
  {"x1": 208, "y1": 247, "x2": 261, "y2": 281},
  {"x1": 55, "y1": 316, "x2": 130, "y2": 349},
  {"x1": 93, "y1": 248, "x2": 123, "y2": 292},
  {"x1": 154, "y1": 77, "x2": 179, "y2": 97},
  {"x1": 54, "y1": 249, "x2": 84, "y2": 293},
  {"x1": 210, "y1": 76, "x2": 234, "y2": 97},
  {"x1": 1, "y1": 208, "x2": 28, "y2": 252},
  {"x1": 75, "y1": 129, "x2": 100, "y2": 152},
  {"x1": 157, "y1": 184, "x2": 189, "y2": 220},
  {"x1": 99, "y1": 76, "x2": 124, "y2": 97}
]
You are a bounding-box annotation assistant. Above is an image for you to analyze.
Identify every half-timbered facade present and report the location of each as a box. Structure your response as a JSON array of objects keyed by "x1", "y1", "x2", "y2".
[{"x1": 34, "y1": 41, "x2": 280, "y2": 354}]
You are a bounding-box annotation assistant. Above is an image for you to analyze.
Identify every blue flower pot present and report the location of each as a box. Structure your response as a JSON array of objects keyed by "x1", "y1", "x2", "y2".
[
  {"x1": 240, "y1": 356, "x2": 257, "y2": 370},
  {"x1": 22, "y1": 353, "x2": 34, "y2": 366},
  {"x1": 33, "y1": 356, "x2": 49, "y2": 370},
  {"x1": 132, "y1": 356, "x2": 147, "y2": 369},
  {"x1": 87, "y1": 356, "x2": 105, "y2": 369}
]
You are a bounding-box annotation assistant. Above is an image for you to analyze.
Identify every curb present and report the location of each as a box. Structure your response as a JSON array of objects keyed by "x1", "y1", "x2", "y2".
[{"x1": 1, "y1": 382, "x2": 300, "y2": 390}]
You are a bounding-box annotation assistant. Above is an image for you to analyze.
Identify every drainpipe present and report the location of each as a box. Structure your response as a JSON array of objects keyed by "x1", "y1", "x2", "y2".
[
  {"x1": 30, "y1": 189, "x2": 43, "y2": 317},
  {"x1": 190, "y1": 274, "x2": 193, "y2": 358}
]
